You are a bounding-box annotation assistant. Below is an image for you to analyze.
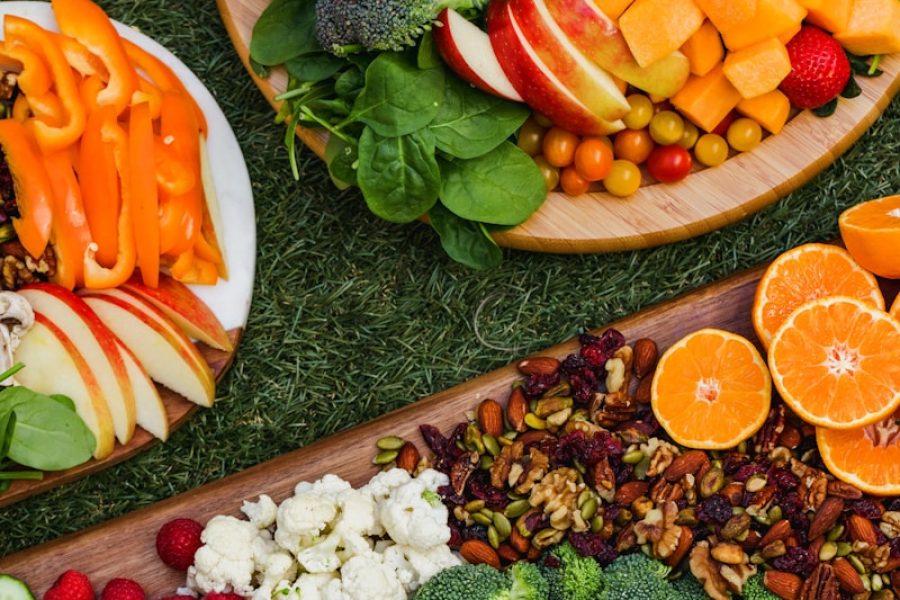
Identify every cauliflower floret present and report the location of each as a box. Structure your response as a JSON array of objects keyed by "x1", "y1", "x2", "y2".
[
  {"x1": 339, "y1": 554, "x2": 405, "y2": 600},
  {"x1": 380, "y1": 544, "x2": 416, "y2": 592},
  {"x1": 296, "y1": 529, "x2": 343, "y2": 574},
  {"x1": 415, "y1": 469, "x2": 449, "y2": 493},
  {"x1": 275, "y1": 574, "x2": 343, "y2": 600},
  {"x1": 242, "y1": 494, "x2": 278, "y2": 529},
  {"x1": 402, "y1": 544, "x2": 461, "y2": 588},
  {"x1": 252, "y1": 550, "x2": 298, "y2": 600},
  {"x1": 275, "y1": 493, "x2": 338, "y2": 554},
  {"x1": 377, "y1": 471, "x2": 451, "y2": 550},
  {"x1": 295, "y1": 473, "x2": 353, "y2": 497},
  {"x1": 364, "y1": 468, "x2": 412, "y2": 502},
  {"x1": 188, "y1": 516, "x2": 263, "y2": 595}
]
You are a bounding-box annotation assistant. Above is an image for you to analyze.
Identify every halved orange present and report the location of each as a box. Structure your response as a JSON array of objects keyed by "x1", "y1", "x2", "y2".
[
  {"x1": 769, "y1": 297, "x2": 900, "y2": 430},
  {"x1": 818, "y1": 415, "x2": 900, "y2": 496},
  {"x1": 752, "y1": 243, "x2": 885, "y2": 349},
  {"x1": 651, "y1": 329, "x2": 771, "y2": 449},
  {"x1": 839, "y1": 195, "x2": 900, "y2": 279}
]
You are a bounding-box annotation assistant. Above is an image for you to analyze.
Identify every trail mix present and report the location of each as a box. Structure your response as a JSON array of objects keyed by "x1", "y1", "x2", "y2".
[{"x1": 375, "y1": 329, "x2": 900, "y2": 599}]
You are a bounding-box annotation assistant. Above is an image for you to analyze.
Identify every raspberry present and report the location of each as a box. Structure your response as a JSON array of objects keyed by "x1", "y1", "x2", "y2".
[
  {"x1": 156, "y1": 518, "x2": 204, "y2": 571},
  {"x1": 99, "y1": 579, "x2": 145, "y2": 600},
  {"x1": 44, "y1": 570, "x2": 94, "y2": 600}
]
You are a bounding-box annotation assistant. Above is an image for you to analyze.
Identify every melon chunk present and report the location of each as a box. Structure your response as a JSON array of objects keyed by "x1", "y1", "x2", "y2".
[
  {"x1": 723, "y1": 38, "x2": 791, "y2": 99},
  {"x1": 777, "y1": 22, "x2": 801, "y2": 44},
  {"x1": 797, "y1": 0, "x2": 853, "y2": 33},
  {"x1": 672, "y1": 65, "x2": 742, "y2": 132},
  {"x1": 737, "y1": 90, "x2": 791, "y2": 134},
  {"x1": 596, "y1": 0, "x2": 633, "y2": 19},
  {"x1": 681, "y1": 21, "x2": 723, "y2": 77},
  {"x1": 692, "y1": 0, "x2": 757, "y2": 31},
  {"x1": 720, "y1": 0, "x2": 807, "y2": 50},
  {"x1": 834, "y1": 0, "x2": 900, "y2": 55},
  {"x1": 619, "y1": 0, "x2": 704, "y2": 68}
]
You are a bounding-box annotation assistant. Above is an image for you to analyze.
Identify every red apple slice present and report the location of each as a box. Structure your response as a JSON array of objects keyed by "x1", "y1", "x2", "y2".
[
  {"x1": 434, "y1": 9, "x2": 523, "y2": 102},
  {"x1": 117, "y1": 340, "x2": 169, "y2": 441},
  {"x1": 14, "y1": 314, "x2": 116, "y2": 459},
  {"x1": 19, "y1": 284, "x2": 136, "y2": 446},
  {"x1": 121, "y1": 274, "x2": 233, "y2": 352},
  {"x1": 488, "y1": 0, "x2": 626, "y2": 134}
]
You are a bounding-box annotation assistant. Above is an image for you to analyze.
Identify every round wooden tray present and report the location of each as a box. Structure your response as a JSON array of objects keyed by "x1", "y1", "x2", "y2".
[{"x1": 218, "y1": 0, "x2": 900, "y2": 254}]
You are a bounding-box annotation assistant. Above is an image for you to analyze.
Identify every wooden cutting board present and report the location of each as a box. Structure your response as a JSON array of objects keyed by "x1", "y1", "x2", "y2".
[
  {"x1": 216, "y1": 0, "x2": 900, "y2": 254},
  {"x1": 3, "y1": 266, "x2": 897, "y2": 594}
]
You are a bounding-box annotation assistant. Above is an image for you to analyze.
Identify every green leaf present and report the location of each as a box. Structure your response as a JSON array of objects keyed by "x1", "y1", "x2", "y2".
[
  {"x1": 417, "y1": 31, "x2": 441, "y2": 70},
  {"x1": 334, "y1": 68, "x2": 366, "y2": 101},
  {"x1": 0, "y1": 479, "x2": 9, "y2": 493},
  {"x1": 813, "y1": 98, "x2": 839, "y2": 117},
  {"x1": 841, "y1": 76, "x2": 862, "y2": 99},
  {"x1": 357, "y1": 127, "x2": 441, "y2": 223},
  {"x1": 250, "y1": 0, "x2": 321, "y2": 66},
  {"x1": 285, "y1": 53, "x2": 346, "y2": 82},
  {"x1": 49, "y1": 395, "x2": 77, "y2": 413},
  {"x1": 439, "y1": 141, "x2": 547, "y2": 226},
  {"x1": 0, "y1": 408, "x2": 14, "y2": 459},
  {"x1": 428, "y1": 203, "x2": 502, "y2": 270},
  {"x1": 351, "y1": 53, "x2": 445, "y2": 137},
  {"x1": 325, "y1": 135, "x2": 359, "y2": 190}
]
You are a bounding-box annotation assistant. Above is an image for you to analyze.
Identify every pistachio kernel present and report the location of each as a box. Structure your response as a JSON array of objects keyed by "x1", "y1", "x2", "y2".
[
  {"x1": 487, "y1": 525, "x2": 500, "y2": 549},
  {"x1": 505, "y1": 499, "x2": 531, "y2": 519},
  {"x1": 819, "y1": 541, "x2": 837, "y2": 562},
  {"x1": 622, "y1": 450, "x2": 646, "y2": 465},
  {"x1": 375, "y1": 436, "x2": 406, "y2": 451},
  {"x1": 591, "y1": 515, "x2": 604, "y2": 533},
  {"x1": 465, "y1": 499, "x2": 486, "y2": 513},
  {"x1": 745, "y1": 474, "x2": 768, "y2": 493},
  {"x1": 826, "y1": 524, "x2": 845, "y2": 542},
  {"x1": 493, "y1": 513, "x2": 512, "y2": 539},
  {"x1": 581, "y1": 498, "x2": 598, "y2": 521},
  {"x1": 836, "y1": 542, "x2": 852, "y2": 557},
  {"x1": 524, "y1": 413, "x2": 547, "y2": 430},
  {"x1": 479, "y1": 455, "x2": 494, "y2": 470},
  {"x1": 472, "y1": 512, "x2": 493, "y2": 527},
  {"x1": 483, "y1": 434, "x2": 501, "y2": 457},
  {"x1": 699, "y1": 467, "x2": 725, "y2": 498},
  {"x1": 372, "y1": 450, "x2": 398, "y2": 465}
]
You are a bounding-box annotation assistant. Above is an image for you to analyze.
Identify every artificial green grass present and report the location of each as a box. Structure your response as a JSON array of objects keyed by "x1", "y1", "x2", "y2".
[{"x1": 0, "y1": 0, "x2": 898, "y2": 558}]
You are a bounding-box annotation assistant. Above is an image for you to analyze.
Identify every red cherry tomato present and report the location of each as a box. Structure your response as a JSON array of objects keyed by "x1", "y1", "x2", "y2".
[
  {"x1": 560, "y1": 166, "x2": 591, "y2": 196},
  {"x1": 646, "y1": 145, "x2": 693, "y2": 183},
  {"x1": 574, "y1": 138, "x2": 614, "y2": 181}
]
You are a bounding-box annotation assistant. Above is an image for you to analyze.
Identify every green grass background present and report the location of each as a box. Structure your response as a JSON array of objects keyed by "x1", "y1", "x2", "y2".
[{"x1": 0, "y1": 0, "x2": 898, "y2": 558}]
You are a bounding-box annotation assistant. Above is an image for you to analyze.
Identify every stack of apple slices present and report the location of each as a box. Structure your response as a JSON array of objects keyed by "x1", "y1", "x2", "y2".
[{"x1": 13, "y1": 275, "x2": 232, "y2": 460}]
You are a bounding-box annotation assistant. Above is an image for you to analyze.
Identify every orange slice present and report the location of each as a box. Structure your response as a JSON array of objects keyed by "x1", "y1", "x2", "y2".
[
  {"x1": 752, "y1": 243, "x2": 885, "y2": 349},
  {"x1": 892, "y1": 294, "x2": 900, "y2": 321},
  {"x1": 651, "y1": 328, "x2": 771, "y2": 449},
  {"x1": 818, "y1": 415, "x2": 900, "y2": 496},
  {"x1": 839, "y1": 195, "x2": 900, "y2": 279},
  {"x1": 769, "y1": 297, "x2": 900, "y2": 430}
]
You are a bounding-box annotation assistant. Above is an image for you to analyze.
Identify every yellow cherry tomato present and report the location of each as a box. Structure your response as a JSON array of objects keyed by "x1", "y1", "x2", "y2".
[
  {"x1": 533, "y1": 156, "x2": 560, "y2": 191},
  {"x1": 694, "y1": 133, "x2": 729, "y2": 167},
  {"x1": 623, "y1": 94, "x2": 654, "y2": 130},
  {"x1": 649, "y1": 111, "x2": 684, "y2": 146},
  {"x1": 727, "y1": 118, "x2": 763, "y2": 152},
  {"x1": 517, "y1": 117, "x2": 547, "y2": 156},
  {"x1": 603, "y1": 160, "x2": 642, "y2": 197},
  {"x1": 678, "y1": 121, "x2": 699, "y2": 150}
]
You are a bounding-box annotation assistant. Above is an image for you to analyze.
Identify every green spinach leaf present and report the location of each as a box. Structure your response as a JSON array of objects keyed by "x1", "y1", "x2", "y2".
[
  {"x1": 357, "y1": 127, "x2": 441, "y2": 222},
  {"x1": 250, "y1": 0, "x2": 320, "y2": 66},
  {"x1": 286, "y1": 53, "x2": 346, "y2": 82},
  {"x1": 334, "y1": 69, "x2": 366, "y2": 101},
  {"x1": 325, "y1": 135, "x2": 358, "y2": 190},
  {"x1": 439, "y1": 142, "x2": 546, "y2": 225},
  {"x1": 0, "y1": 408, "x2": 14, "y2": 459},
  {"x1": 429, "y1": 203, "x2": 502, "y2": 270},
  {"x1": 417, "y1": 31, "x2": 441, "y2": 70}
]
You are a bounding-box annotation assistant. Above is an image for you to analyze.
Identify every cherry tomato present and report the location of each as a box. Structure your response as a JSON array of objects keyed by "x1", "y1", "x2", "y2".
[
  {"x1": 678, "y1": 121, "x2": 699, "y2": 150},
  {"x1": 623, "y1": 94, "x2": 654, "y2": 130},
  {"x1": 517, "y1": 117, "x2": 547, "y2": 156},
  {"x1": 613, "y1": 129, "x2": 655, "y2": 165},
  {"x1": 711, "y1": 111, "x2": 737, "y2": 136},
  {"x1": 533, "y1": 113, "x2": 554, "y2": 127},
  {"x1": 533, "y1": 156, "x2": 560, "y2": 191},
  {"x1": 647, "y1": 145, "x2": 693, "y2": 183},
  {"x1": 603, "y1": 160, "x2": 642, "y2": 197},
  {"x1": 542, "y1": 127, "x2": 579, "y2": 167},
  {"x1": 726, "y1": 118, "x2": 763, "y2": 152},
  {"x1": 560, "y1": 166, "x2": 591, "y2": 196},
  {"x1": 649, "y1": 111, "x2": 685, "y2": 146},
  {"x1": 694, "y1": 133, "x2": 729, "y2": 167},
  {"x1": 574, "y1": 138, "x2": 614, "y2": 181}
]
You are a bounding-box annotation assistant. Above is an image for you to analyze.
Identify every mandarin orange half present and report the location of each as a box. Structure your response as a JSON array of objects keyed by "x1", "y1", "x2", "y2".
[
  {"x1": 839, "y1": 195, "x2": 900, "y2": 279},
  {"x1": 818, "y1": 415, "x2": 900, "y2": 496},
  {"x1": 769, "y1": 297, "x2": 900, "y2": 430},
  {"x1": 891, "y1": 293, "x2": 900, "y2": 322},
  {"x1": 651, "y1": 329, "x2": 771, "y2": 449},
  {"x1": 752, "y1": 243, "x2": 884, "y2": 349}
]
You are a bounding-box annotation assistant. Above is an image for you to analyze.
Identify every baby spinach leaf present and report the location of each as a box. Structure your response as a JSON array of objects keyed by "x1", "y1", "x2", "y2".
[
  {"x1": 357, "y1": 127, "x2": 441, "y2": 223},
  {"x1": 325, "y1": 136, "x2": 358, "y2": 190},
  {"x1": 439, "y1": 142, "x2": 546, "y2": 225},
  {"x1": 50, "y1": 395, "x2": 77, "y2": 412},
  {"x1": 417, "y1": 31, "x2": 441, "y2": 70},
  {"x1": 351, "y1": 53, "x2": 445, "y2": 137},
  {"x1": 286, "y1": 53, "x2": 346, "y2": 82},
  {"x1": 429, "y1": 203, "x2": 502, "y2": 270},
  {"x1": 250, "y1": 0, "x2": 321, "y2": 66},
  {"x1": 430, "y1": 76, "x2": 529, "y2": 159},
  {"x1": 0, "y1": 409, "x2": 14, "y2": 459},
  {"x1": 6, "y1": 394, "x2": 94, "y2": 471},
  {"x1": 335, "y1": 69, "x2": 366, "y2": 101}
]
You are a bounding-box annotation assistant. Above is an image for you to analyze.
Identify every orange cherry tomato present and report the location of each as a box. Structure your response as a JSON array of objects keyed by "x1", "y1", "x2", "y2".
[
  {"x1": 559, "y1": 166, "x2": 591, "y2": 196},
  {"x1": 613, "y1": 129, "x2": 655, "y2": 165},
  {"x1": 573, "y1": 138, "x2": 614, "y2": 182},
  {"x1": 542, "y1": 127, "x2": 579, "y2": 167}
]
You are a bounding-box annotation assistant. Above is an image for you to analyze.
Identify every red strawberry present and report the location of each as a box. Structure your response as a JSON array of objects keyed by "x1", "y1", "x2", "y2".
[
  {"x1": 156, "y1": 518, "x2": 204, "y2": 571},
  {"x1": 203, "y1": 594, "x2": 244, "y2": 600},
  {"x1": 780, "y1": 25, "x2": 851, "y2": 109},
  {"x1": 44, "y1": 570, "x2": 94, "y2": 600},
  {"x1": 99, "y1": 580, "x2": 144, "y2": 600}
]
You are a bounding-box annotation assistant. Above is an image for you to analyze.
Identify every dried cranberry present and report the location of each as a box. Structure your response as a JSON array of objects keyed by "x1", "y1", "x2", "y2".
[
  {"x1": 772, "y1": 546, "x2": 817, "y2": 577},
  {"x1": 567, "y1": 532, "x2": 617, "y2": 565},
  {"x1": 461, "y1": 525, "x2": 489, "y2": 543},
  {"x1": 467, "y1": 471, "x2": 509, "y2": 510},
  {"x1": 733, "y1": 463, "x2": 766, "y2": 482},
  {"x1": 890, "y1": 537, "x2": 900, "y2": 558},
  {"x1": 560, "y1": 354, "x2": 586, "y2": 376},
  {"x1": 888, "y1": 498, "x2": 900, "y2": 513},
  {"x1": 777, "y1": 491, "x2": 810, "y2": 531},
  {"x1": 438, "y1": 485, "x2": 465, "y2": 507},
  {"x1": 447, "y1": 521, "x2": 462, "y2": 549},
  {"x1": 697, "y1": 495, "x2": 732, "y2": 525},
  {"x1": 580, "y1": 329, "x2": 625, "y2": 354},
  {"x1": 420, "y1": 424, "x2": 447, "y2": 456},
  {"x1": 722, "y1": 453, "x2": 750, "y2": 475},
  {"x1": 769, "y1": 467, "x2": 799, "y2": 489},
  {"x1": 542, "y1": 554, "x2": 561, "y2": 569},
  {"x1": 524, "y1": 510, "x2": 546, "y2": 533},
  {"x1": 615, "y1": 464, "x2": 634, "y2": 486},
  {"x1": 581, "y1": 344, "x2": 609, "y2": 368},
  {"x1": 523, "y1": 372, "x2": 561, "y2": 399},
  {"x1": 569, "y1": 374, "x2": 596, "y2": 405},
  {"x1": 554, "y1": 431, "x2": 622, "y2": 468},
  {"x1": 851, "y1": 499, "x2": 883, "y2": 519}
]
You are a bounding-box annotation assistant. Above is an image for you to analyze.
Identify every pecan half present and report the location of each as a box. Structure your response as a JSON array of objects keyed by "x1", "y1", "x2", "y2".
[{"x1": 799, "y1": 563, "x2": 839, "y2": 600}]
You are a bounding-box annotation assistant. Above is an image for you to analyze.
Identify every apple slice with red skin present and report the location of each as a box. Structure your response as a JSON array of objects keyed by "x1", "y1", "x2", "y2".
[
  {"x1": 487, "y1": 0, "x2": 626, "y2": 135},
  {"x1": 19, "y1": 284, "x2": 136, "y2": 446},
  {"x1": 117, "y1": 340, "x2": 170, "y2": 441},
  {"x1": 433, "y1": 9, "x2": 523, "y2": 102},
  {"x1": 14, "y1": 313, "x2": 116, "y2": 459},
  {"x1": 542, "y1": 0, "x2": 690, "y2": 98},
  {"x1": 120, "y1": 273, "x2": 233, "y2": 352}
]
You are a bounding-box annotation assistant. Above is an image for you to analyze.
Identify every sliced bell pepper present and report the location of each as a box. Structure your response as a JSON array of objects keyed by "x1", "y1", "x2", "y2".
[
  {"x1": 157, "y1": 91, "x2": 202, "y2": 256},
  {"x1": 51, "y1": 0, "x2": 136, "y2": 116},
  {"x1": 80, "y1": 105, "x2": 119, "y2": 267},
  {"x1": 0, "y1": 43, "x2": 51, "y2": 97},
  {"x1": 154, "y1": 137, "x2": 195, "y2": 196},
  {"x1": 79, "y1": 74, "x2": 104, "y2": 114},
  {"x1": 128, "y1": 101, "x2": 159, "y2": 288},
  {"x1": 132, "y1": 75, "x2": 162, "y2": 121},
  {"x1": 4, "y1": 16, "x2": 86, "y2": 152},
  {"x1": 11, "y1": 95, "x2": 30, "y2": 123},
  {"x1": 0, "y1": 121, "x2": 53, "y2": 259},
  {"x1": 42, "y1": 151, "x2": 93, "y2": 290},
  {"x1": 27, "y1": 93, "x2": 65, "y2": 127},
  {"x1": 54, "y1": 33, "x2": 108, "y2": 79}
]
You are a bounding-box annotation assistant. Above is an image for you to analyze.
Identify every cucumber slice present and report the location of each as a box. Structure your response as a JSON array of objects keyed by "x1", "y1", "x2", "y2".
[{"x1": 0, "y1": 575, "x2": 34, "y2": 600}]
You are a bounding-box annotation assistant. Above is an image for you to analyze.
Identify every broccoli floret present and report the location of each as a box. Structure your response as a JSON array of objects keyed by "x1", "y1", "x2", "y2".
[
  {"x1": 315, "y1": 0, "x2": 482, "y2": 55},
  {"x1": 598, "y1": 553, "x2": 677, "y2": 600},
  {"x1": 415, "y1": 562, "x2": 549, "y2": 600},
  {"x1": 741, "y1": 572, "x2": 779, "y2": 600},
  {"x1": 671, "y1": 572, "x2": 709, "y2": 599},
  {"x1": 508, "y1": 561, "x2": 550, "y2": 600},
  {"x1": 538, "y1": 542, "x2": 604, "y2": 600}
]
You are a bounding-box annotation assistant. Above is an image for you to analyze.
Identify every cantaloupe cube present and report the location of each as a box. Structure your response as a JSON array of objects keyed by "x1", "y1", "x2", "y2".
[
  {"x1": 723, "y1": 38, "x2": 791, "y2": 99},
  {"x1": 693, "y1": 0, "x2": 757, "y2": 32},
  {"x1": 737, "y1": 90, "x2": 791, "y2": 134},
  {"x1": 777, "y1": 22, "x2": 802, "y2": 44},
  {"x1": 681, "y1": 21, "x2": 724, "y2": 76},
  {"x1": 672, "y1": 65, "x2": 742, "y2": 132},
  {"x1": 834, "y1": 0, "x2": 900, "y2": 55},
  {"x1": 596, "y1": 0, "x2": 634, "y2": 19},
  {"x1": 797, "y1": 0, "x2": 853, "y2": 33},
  {"x1": 620, "y1": 0, "x2": 705, "y2": 68},
  {"x1": 720, "y1": 0, "x2": 807, "y2": 50}
]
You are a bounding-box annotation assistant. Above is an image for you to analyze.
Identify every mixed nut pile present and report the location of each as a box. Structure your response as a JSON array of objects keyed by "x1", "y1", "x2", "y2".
[{"x1": 374, "y1": 329, "x2": 900, "y2": 600}]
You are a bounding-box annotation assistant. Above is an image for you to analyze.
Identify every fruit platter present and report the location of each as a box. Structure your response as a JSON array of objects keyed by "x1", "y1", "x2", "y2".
[
  {"x1": 0, "y1": 1, "x2": 255, "y2": 506},
  {"x1": 220, "y1": 0, "x2": 898, "y2": 263},
  {"x1": 3, "y1": 195, "x2": 900, "y2": 599}
]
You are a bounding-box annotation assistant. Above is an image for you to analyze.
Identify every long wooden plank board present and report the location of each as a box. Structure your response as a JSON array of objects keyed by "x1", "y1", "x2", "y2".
[{"x1": 2, "y1": 269, "x2": 898, "y2": 595}]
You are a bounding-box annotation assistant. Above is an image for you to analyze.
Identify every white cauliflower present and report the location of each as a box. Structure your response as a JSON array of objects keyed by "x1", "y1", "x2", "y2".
[
  {"x1": 379, "y1": 544, "x2": 415, "y2": 591},
  {"x1": 364, "y1": 468, "x2": 412, "y2": 502},
  {"x1": 188, "y1": 515, "x2": 266, "y2": 595},
  {"x1": 242, "y1": 494, "x2": 279, "y2": 529},
  {"x1": 375, "y1": 469, "x2": 451, "y2": 550},
  {"x1": 402, "y1": 544, "x2": 461, "y2": 589},
  {"x1": 339, "y1": 553, "x2": 406, "y2": 600},
  {"x1": 252, "y1": 550, "x2": 298, "y2": 600},
  {"x1": 275, "y1": 493, "x2": 338, "y2": 554},
  {"x1": 274, "y1": 574, "x2": 343, "y2": 600}
]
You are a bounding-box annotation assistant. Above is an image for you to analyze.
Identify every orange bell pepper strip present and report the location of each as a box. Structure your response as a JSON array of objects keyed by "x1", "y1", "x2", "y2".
[
  {"x1": 129, "y1": 101, "x2": 159, "y2": 288},
  {"x1": 0, "y1": 121, "x2": 53, "y2": 258},
  {"x1": 132, "y1": 76, "x2": 162, "y2": 121},
  {"x1": 79, "y1": 74, "x2": 104, "y2": 114},
  {"x1": 11, "y1": 95, "x2": 31, "y2": 123},
  {"x1": 154, "y1": 137, "x2": 195, "y2": 196},
  {"x1": 80, "y1": 105, "x2": 120, "y2": 267},
  {"x1": 157, "y1": 91, "x2": 202, "y2": 256},
  {"x1": 51, "y1": 0, "x2": 136, "y2": 116},
  {"x1": 0, "y1": 43, "x2": 51, "y2": 97},
  {"x1": 27, "y1": 93, "x2": 65, "y2": 127},
  {"x1": 54, "y1": 33, "x2": 108, "y2": 79},
  {"x1": 42, "y1": 151, "x2": 93, "y2": 290},
  {"x1": 4, "y1": 16, "x2": 86, "y2": 152}
]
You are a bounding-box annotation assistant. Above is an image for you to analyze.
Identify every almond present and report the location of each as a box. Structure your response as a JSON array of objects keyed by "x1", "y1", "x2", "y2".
[
  {"x1": 614, "y1": 481, "x2": 649, "y2": 505},
  {"x1": 721, "y1": 482, "x2": 745, "y2": 506},
  {"x1": 506, "y1": 387, "x2": 528, "y2": 432},
  {"x1": 516, "y1": 430, "x2": 553, "y2": 446},
  {"x1": 848, "y1": 513, "x2": 878, "y2": 545},
  {"x1": 395, "y1": 442, "x2": 420, "y2": 474},
  {"x1": 808, "y1": 497, "x2": 845, "y2": 540},
  {"x1": 634, "y1": 376, "x2": 652, "y2": 405},
  {"x1": 763, "y1": 570, "x2": 802, "y2": 600},
  {"x1": 833, "y1": 558, "x2": 866, "y2": 594},
  {"x1": 516, "y1": 356, "x2": 560, "y2": 376},
  {"x1": 496, "y1": 543, "x2": 520, "y2": 563},
  {"x1": 664, "y1": 450, "x2": 709, "y2": 482},
  {"x1": 632, "y1": 338, "x2": 658, "y2": 378},
  {"x1": 508, "y1": 528, "x2": 530, "y2": 554},
  {"x1": 758, "y1": 519, "x2": 793, "y2": 549},
  {"x1": 777, "y1": 425, "x2": 803, "y2": 449},
  {"x1": 459, "y1": 539, "x2": 501, "y2": 569},
  {"x1": 826, "y1": 480, "x2": 863, "y2": 500},
  {"x1": 477, "y1": 399, "x2": 504, "y2": 438},
  {"x1": 665, "y1": 526, "x2": 693, "y2": 567}
]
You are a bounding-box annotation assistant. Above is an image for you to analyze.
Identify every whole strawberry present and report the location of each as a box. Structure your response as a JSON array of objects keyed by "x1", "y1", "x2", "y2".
[
  {"x1": 780, "y1": 25, "x2": 851, "y2": 109},
  {"x1": 44, "y1": 570, "x2": 94, "y2": 600},
  {"x1": 156, "y1": 518, "x2": 204, "y2": 571},
  {"x1": 203, "y1": 594, "x2": 244, "y2": 600},
  {"x1": 99, "y1": 579, "x2": 144, "y2": 600}
]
